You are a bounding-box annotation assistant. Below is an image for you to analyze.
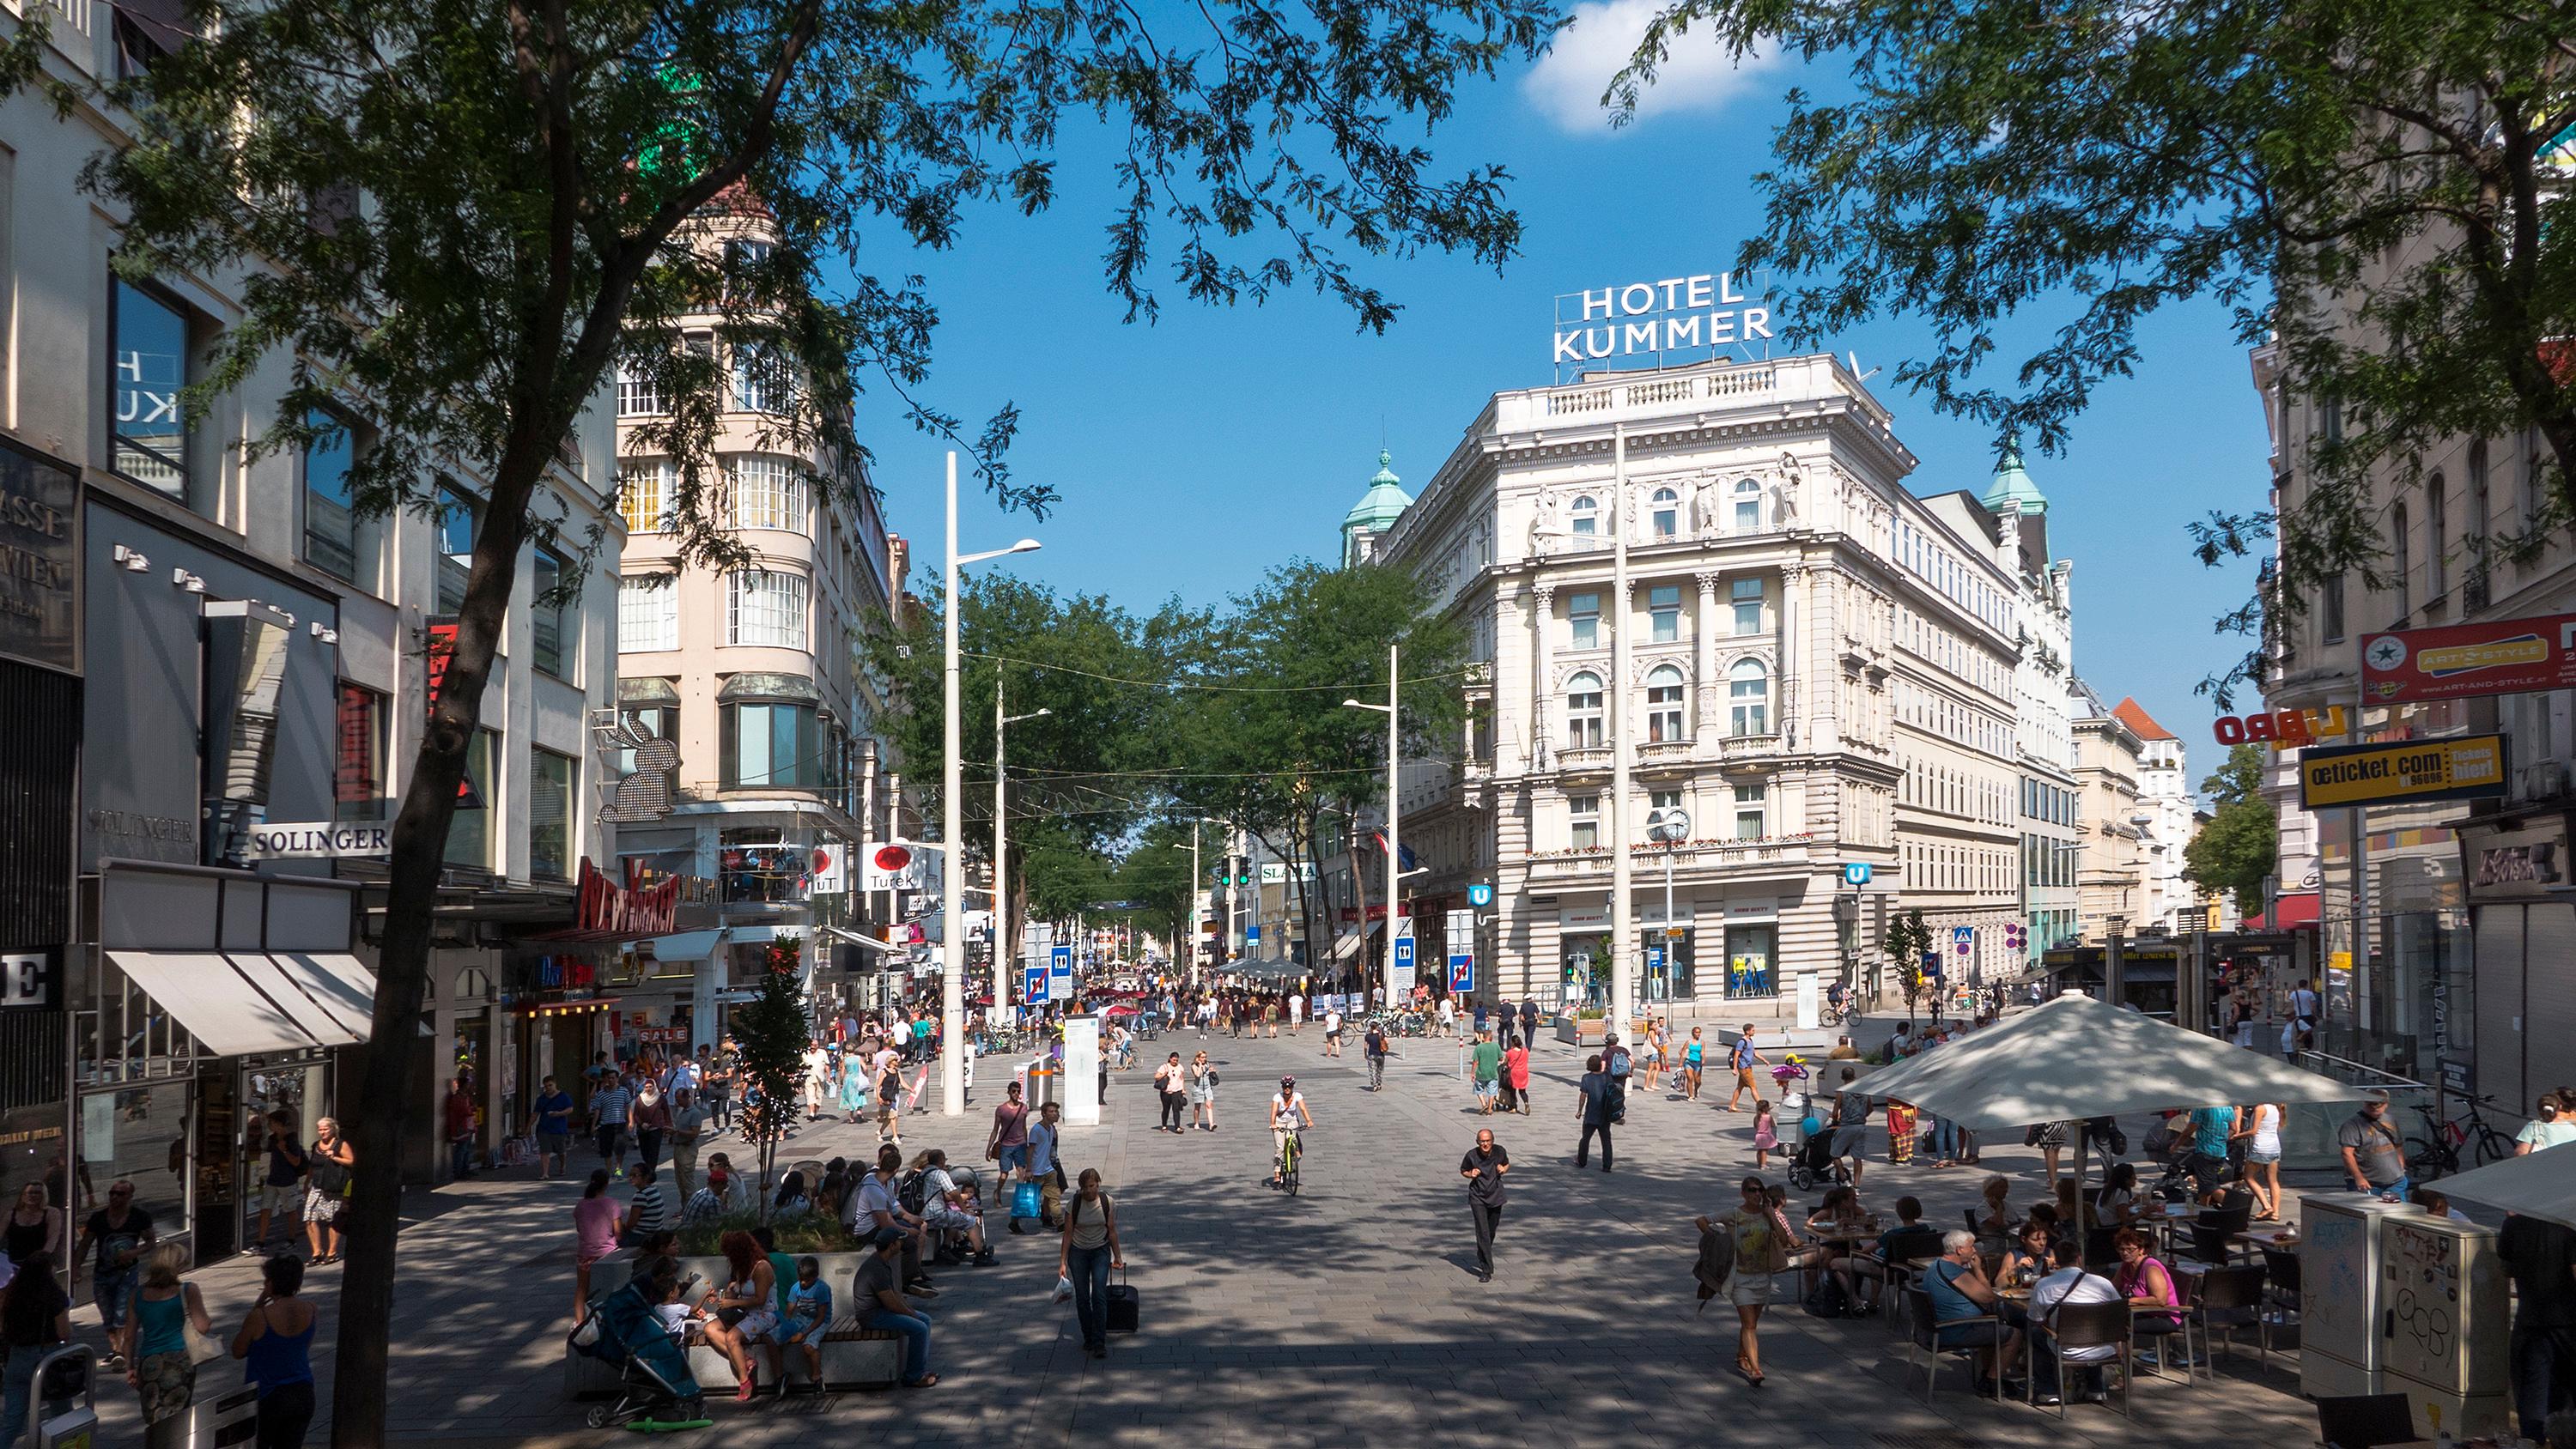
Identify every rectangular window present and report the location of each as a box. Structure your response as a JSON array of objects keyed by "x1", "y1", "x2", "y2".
[
  {"x1": 1570, "y1": 592, "x2": 1600, "y2": 649},
  {"x1": 2321, "y1": 572, "x2": 2346, "y2": 643},
  {"x1": 616, "y1": 360, "x2": 663, "y2": 417},
  {"x1": 1732, "y1": 578, "x2": 1763, "y2": 635},
  {"x1": 530, "y1": 749, "x2": 574, "y2": 878},
  {"x1": 1735, "y1": 781, "x2": 1767, "y2": 840},
  {"x1": 304, "y1": 408, "x2": 361, "y2": 579},
  {"x1": 435, "y1": 483, "x2": 477, "y2": 615},
  {"x1": 1568, "y1": 792, "x2": 1600, "y2": 851},
  {"x1": 621, "y1": 463, "x2": 669, "y2": 535},
  {"x1": 532, "y1": 545, "x2": 573, "y2": 679},
  {"x1": 112, "y1": 278, "x2": 191, "y2": 499},
  {"x1": 617, "y1": 702, "x2": 677, "y2": 779},
  {"x1": 732, "y1": 346, "x2": 787, "y2": 414},
  {"x1": 442, "y1": 730, "x2": 495, "y2": 869},
  {"x1": 726, "y1": 570, "x2": 810, "y2": 649},
  {"x1": 619, "y1": 574, "x2": 678, "y2": 652},
  {"x1": 1649, "y1": 585, "x2": 1680, "y2": 643},
  {"x1": 726, "y1": 456, "x2": 808, "y2": 534},
  {"x1": 334, "y1": 683, "x2": 386, "y2": 822},
  {"x1": 723, "y1": 701, "x2": 820, "y2": 789}
]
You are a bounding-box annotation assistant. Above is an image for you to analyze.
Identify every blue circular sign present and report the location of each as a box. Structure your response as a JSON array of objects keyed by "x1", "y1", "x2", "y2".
[{"x1": 1467, "y1": 882, "x2": 1494, "y2": 907}]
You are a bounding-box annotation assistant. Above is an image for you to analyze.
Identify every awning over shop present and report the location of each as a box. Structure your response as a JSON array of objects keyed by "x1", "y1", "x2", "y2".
[
  {"x1": 108, "y1": 951, "x2": 360, "y2": 1057},
  {"x1": 2241, "y1": 894, "x2": 2322, "y2": 931},
  {"x1": 277, "y1": 952, "x2": 378, "y2": 1038},
  {"x1": 224, "y1": 954, "x2": 364, "y2": 1047},
  {"x1": 1327, "y1": 931, "x2": 1364, "y2": 963},
  {"x1": 641, "y1": 930, "x2": 726, "y2": 961}
]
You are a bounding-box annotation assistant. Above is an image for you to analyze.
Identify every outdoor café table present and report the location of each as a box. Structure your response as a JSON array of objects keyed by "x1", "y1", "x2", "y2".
[{"x1": 2233, "y1": 1224, "x2": 2299, "y2": 1263}]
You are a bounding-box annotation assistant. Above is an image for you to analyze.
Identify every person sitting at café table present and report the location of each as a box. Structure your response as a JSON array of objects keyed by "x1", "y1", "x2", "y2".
[
  {"x1": 1804, "y1": 1186, "x2": 1877, "y2": 1303},
  {"x1": 2112, "y1": 1227, "x2": 2188, "y2": 1367},
  {"x1": 1923, "y1": 1228, "x2": 2022, "y2": 1395},
  {"x1": 2027, "y1": 1237, "x2": 2124, "y2": 1404},
  {"x1": 2088, "y1": 1162, "x2": 2142, "y2": 1228},
  {"x1": 1974, "y1": 1176, "x2": 2013, "y2": 1237},
  {"x1": 1854, "y1": 1196, "x2": 1944, "y2": 1311},
  {"x1": 1998, "y1": 1218, "x2": 2056, "y2": 1292}
]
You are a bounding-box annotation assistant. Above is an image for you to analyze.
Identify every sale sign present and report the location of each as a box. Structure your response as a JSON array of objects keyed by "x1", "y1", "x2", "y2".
[{"x1": 2362, "y1": 613, "x2": 2576, "y2": 702}]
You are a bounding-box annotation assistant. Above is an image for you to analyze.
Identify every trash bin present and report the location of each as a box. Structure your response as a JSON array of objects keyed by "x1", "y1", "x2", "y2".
[
  {"x1": 29, "y1": 1346, "x2": 95, "y2": 1449},
  {"x1": 191, "y1": 1383, "x2": 259, "y2": 1449},
  {"x1": 1025, "y1": 1064, "x2": 1059, "y2": 1109}
]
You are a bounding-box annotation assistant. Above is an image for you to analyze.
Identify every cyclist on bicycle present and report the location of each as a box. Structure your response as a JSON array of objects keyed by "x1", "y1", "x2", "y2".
[{"x1": 1269, "y1": 1076, "x2": 1315, "y2": 1190}]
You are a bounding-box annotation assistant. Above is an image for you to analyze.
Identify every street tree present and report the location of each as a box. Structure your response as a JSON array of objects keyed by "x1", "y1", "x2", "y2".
[
  {"x1": 72, "y1": 0, "x2": 1550, "y2": 1436},
  {"x1": 1612, "y1": 0, "x2": 2576, "y2": 698},
  {"x1": 2185, "y1": 744, "x2": 2281, "y2": 913},
  {"x1": 729, "y1": 935, "x2": 814, "y2": 1210},
  {"x1": 1170, "y1": 560, "x2": 1468, "y2": 981},
  {"x1": 1883, "y1": 908, "x2": 1935, "y2": 1028}
]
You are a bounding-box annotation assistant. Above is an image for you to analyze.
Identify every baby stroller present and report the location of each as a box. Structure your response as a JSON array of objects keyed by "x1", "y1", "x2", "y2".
[
  {"x1": 568, "y1": 1277, "x2": 711, "y2": 1431},
  {"x1": 1786, "y1": 1127, "x2": 1850, "y2": 1191}
]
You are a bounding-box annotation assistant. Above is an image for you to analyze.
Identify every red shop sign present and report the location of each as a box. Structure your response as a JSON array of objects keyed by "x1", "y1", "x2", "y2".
[
  {"x1": 2363, "y1": 613, "x2": 2576, "y2": 703},
  {"x1": 576, "y1": 858, "x2": 680, "y2": 937}
]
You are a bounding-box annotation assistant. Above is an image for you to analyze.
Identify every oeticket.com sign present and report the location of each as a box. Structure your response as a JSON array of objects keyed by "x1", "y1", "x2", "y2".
[{"x1": 2297, "y1": 734, "x2": 2508, "y2": 810}]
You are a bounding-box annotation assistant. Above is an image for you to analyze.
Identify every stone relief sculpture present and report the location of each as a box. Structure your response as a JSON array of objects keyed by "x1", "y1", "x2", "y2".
[
  {"x1": 1692, "y1": 477, "x2": 1718, "y2": 535},
  {"x1": 1775, "y1": 452, "x2": 1802, "y2": 526},
  {"x1": 1528, "y1": 489, "x2": 1561, "y2": 557}
]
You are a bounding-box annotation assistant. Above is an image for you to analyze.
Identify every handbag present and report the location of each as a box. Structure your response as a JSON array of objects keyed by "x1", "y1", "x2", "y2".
[{"x1": 184, "y1": 1319, "x2": 225, "y2": 1367}]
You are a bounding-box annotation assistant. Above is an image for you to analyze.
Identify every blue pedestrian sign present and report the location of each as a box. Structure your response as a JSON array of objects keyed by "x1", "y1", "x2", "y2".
[
  {"x1": 1393, "y1": 935, "x2": 1415, "y2": 973},
  {"x1": 1953, "y1": 925, "x2": 1975, "y2": 955},
  {"x1": 1467, "y1": 882, "x2": 1495, "y2": 908},
  {"x1": 1049, "y1": 943, "x2": 1073, "y2": 997},
  {"x1": 1645, "y1": 944, "x2": 1664, "y2": 973},
  {"x1": 1246, "y1": 923, "x2": 1261, "y2": 943},
  {"x1": 1842, "y1": 862, "x2": 1873, "y2": 886},
  {"x1": 1449, "y1": 951, "x2": 1474, "y2": 992}
]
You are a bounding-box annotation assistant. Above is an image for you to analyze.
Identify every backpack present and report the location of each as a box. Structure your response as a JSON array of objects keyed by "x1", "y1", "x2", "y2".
[
  {"x1": 896, "y1": 1170, "x2": 930, "y2": 1216},
  {"x1": 1802, "y1": 1274, "x2": 1850, "y2": 1319}
]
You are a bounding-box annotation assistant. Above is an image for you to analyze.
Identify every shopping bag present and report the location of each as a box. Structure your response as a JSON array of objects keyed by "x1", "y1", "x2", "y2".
[{"x1": 1012, "y1": 1181, "x2": 1042, "y2": 1221}]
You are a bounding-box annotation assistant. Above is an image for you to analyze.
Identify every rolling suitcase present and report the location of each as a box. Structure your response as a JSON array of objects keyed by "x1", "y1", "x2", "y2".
[{"x1": 1105, "y1": 1267, "x2": 1139, "y2": 1333}]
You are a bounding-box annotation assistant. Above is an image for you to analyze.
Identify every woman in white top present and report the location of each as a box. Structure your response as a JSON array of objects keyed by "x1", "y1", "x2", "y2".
[
  {"x1": 2515, "y1": 1094, "x2": 2576, "y2": 1155},
  {"x1": 2239, "y1": 1100, "x2": 2285, "y2": 1221}
]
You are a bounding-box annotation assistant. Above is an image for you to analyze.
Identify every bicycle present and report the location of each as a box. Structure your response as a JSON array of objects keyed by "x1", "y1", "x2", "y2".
[
  {"x1": 2406, "y1": 1094, "x2": 2515, "y2": 1179},
  {"x1": 1275, "y1": 1125, "x2": 1303, "y2": 1196}
]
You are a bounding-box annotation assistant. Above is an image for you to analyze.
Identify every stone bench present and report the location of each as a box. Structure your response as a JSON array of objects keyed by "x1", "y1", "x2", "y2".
[{"x1": 682, "y1": 1313, "x2": 902, "y2": 1390}]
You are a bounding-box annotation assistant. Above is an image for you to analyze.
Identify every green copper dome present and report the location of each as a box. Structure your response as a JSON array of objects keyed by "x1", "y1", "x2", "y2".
[
  {"x1": 1981, "y1": 442, "x2": 2048, "y2": 515},
  {"x1": 1340, "y1": 449, "x2": 1414, "y2": 534}
]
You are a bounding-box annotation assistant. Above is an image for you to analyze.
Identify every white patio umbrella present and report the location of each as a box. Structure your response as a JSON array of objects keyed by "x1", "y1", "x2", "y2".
[
  {"x1": 2425, "y1": 1145, "x2": 2576, "y2": 1231},
  {"x1": 1851, "y1": 992, "x2": 2366, "y2": 1135}
]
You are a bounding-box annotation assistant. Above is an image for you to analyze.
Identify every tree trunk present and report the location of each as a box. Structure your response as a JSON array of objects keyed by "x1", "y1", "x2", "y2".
[{"x1": 330, "y1": 427, "x2": 550, "y2": 1449}]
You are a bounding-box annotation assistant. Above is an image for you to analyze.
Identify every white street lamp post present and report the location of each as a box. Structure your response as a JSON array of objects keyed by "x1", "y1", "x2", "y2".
[
  {"x1": 1610, "y1": 423, "x2": 1635, "y2": 1046},
  {"x1": 941, "y1": 451, "x2": 1040, "y2": 1117},
  {"x1": 993, "y1": 680, "x2": 1049, "y2": 1029},
  {"x1": 1648, "y1": 806, "x2": 1689, "y2": 1028},
  {"x1": 1344, "y1": 642, "x2": 1400, "y2": 1009}
]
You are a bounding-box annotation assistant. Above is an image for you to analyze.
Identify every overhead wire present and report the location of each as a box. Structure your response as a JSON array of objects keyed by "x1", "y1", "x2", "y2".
[{"x1": 961, "y1": 650, "x2": 1478, "y2": 694}]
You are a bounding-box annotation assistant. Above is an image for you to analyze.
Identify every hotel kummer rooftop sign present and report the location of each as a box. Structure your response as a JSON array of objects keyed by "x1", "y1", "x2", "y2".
[
  {"x1": 2361, "y1": 613, "x2": 2576, "y2": 702},
  {"x1": 1552, "y1": 271, "x2": 1783, "y2": 377}
]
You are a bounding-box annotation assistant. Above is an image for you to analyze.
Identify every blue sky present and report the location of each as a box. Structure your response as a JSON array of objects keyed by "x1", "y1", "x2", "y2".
[{"x1": 856, "y1": 3, "x2": 2269, "y2": 782}]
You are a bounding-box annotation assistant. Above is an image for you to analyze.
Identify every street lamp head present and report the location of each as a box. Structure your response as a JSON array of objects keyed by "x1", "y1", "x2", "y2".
[{"x1": 1008, "y1": 538, "x2": 1042, "y2": 555}]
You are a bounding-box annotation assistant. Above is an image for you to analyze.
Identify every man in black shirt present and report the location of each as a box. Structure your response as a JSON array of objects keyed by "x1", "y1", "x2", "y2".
[
  {"x1": 1575, "y1": 1054, "x2": 1614, "y2": 1173},
  {"x1": 70, "y1": 1182, "x2": 155, "y2": 1367},
  {"x1": 1364, "y1": 1023, "x2": 1389, "y2": 1092},
  {"x1": 2500, "y1": 1211, "x2": 2576, "y2": 1445},
  {"x1": 1460, "y1": 1129, "x2": 1510, "y2": 1282}
]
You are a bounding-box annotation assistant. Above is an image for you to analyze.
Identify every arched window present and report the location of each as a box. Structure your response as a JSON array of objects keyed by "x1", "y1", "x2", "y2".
[
  {"x1": 2427, "y1": 474, "x2": 2449, "y2": 600},
  {"x1": 1728, "y1": 659, "x2": 1770, "y2": 737},
  {"x1": 2391, "y1": 500, "x2": 2412, "y2": 615},
  {"x1": 1733, "y1": 478, "x2": 1763, "y2": 531},
  {"x1": 1571, "y1": 495, "x2": 1598, "y2": 537},
  {"x1": 1647, "y1": 664, "x2": 1686, "y2": 743},
  {"x1": 1651, "y1": 487, "x2": 1679, "y2": 539},
  {"x1": 1566, "y1": 671, "x2": 1604, "y2": 749}
]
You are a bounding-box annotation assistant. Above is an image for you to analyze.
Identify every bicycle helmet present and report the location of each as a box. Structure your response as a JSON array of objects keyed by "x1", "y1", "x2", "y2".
[{"x1": 1279, "y1": 1076, "x2": 1297, "y2": 1092}]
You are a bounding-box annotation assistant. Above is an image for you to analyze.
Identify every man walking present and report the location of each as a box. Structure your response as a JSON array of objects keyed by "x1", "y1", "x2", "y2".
[
  {"x1": 667, "y1": 1086, "x2": 710, "y2": 1197},
  {"x1": 1461, "y1": 1127, "x2": 1510, "y2": 1282},
  {"x1": 1471, "y1": 1029, "x2": 1502, "y2": 1115},
  {"x1": 1574, "y1": 1054, "x2": 1614, "y2": 1173},
  {"x1": 1829, "y1": 1065, "x2": 1873, "y2": 1189},
  {"x1": 1364, "y1": 1021, "x2": 1390, "y2": 1092},
  {"x1": 1518, "y1": 998, "x2": 1540, "y2": 1054},
  {"x1": 1604, "y1": 1034, "x2": 1633, "y2": 1123},
  {"x1": 1724, "y1": 1024, "x2": 1767, "y2": 1112},
  {"x1": 2339, "y1": 1090, "x2": 2409, "y2": 1200},
  {"x1": 1322, "y1": 1004, "x2": 1344, "y2": 1058}
]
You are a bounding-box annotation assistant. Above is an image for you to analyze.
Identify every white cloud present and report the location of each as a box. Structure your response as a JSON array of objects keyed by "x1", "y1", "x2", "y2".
[{"x1": 1521, "y1": 0, "x2": 1781, "y2": 136}]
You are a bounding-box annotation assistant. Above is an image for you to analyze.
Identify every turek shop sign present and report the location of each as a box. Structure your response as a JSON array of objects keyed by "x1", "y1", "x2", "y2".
[{"x1": 1552, "y1": 273, "x2": 1778, "y2": 372}]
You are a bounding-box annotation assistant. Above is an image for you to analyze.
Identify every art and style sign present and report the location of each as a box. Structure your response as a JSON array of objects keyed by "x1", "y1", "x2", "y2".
[{"x1": 1551, "y1": 272, "x2": 1782, "y2": 372}]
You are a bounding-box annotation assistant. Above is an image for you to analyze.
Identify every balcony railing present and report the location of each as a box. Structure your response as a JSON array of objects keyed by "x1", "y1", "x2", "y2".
[{"x1": 1719, "y1": 731, "x2": 1783, "y2": 761}]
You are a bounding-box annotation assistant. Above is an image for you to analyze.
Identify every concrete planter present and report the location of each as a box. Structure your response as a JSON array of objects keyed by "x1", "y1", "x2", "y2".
[{"x1": 1554, "y1": 1016, "x2": 1608, "y2": 1046}]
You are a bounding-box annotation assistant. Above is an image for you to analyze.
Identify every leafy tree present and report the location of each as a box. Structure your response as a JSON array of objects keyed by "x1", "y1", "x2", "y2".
[
  {"x1": 78, "y1": 2, "x2": 1541, "y2": 1430},
  {"x1": 1109, "y1": 819, "x2": 1203, "y2": 946},
  {"x1": 2186, "y1": 744, "x2": 2281, "y2": 912},
  {"x1": 1170, "y1": 560, "x2": 1468, "y2": 985},
  {"x1": 1613, "y1": 0, "x2": 2575, "y2": 699},
  {"x1": 1883, "y1": 908, "x2": 1935, "y2": 1028},
  {"x1": 730, "y1": 935, "x2": 813, "y2": 1212}
]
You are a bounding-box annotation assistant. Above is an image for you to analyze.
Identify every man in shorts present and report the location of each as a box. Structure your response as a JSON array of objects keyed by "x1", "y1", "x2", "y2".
[
  {"x1": 1724, "y1": 1024, "x2": 1768, "y2": 1111},
  {"x1": 987, "y1": 1081, "x2": 1032, "y2": 1188},
  {"x1": 1829, "y1": 1066, "x2": 1873, "y2": 1189},
  {"x1": 588, "y1": 1073, "x2": 634, "y2": 1170},
  {"x1": 1471, "y1": 1030, "x2": 1502, "y2": 1114},
  {"x1": 528, "y1": 1075, "x2": 575, "y2": 1179},
  {"x1": 249, "y1": 1111, "x2": 306, "y2": 1255}
]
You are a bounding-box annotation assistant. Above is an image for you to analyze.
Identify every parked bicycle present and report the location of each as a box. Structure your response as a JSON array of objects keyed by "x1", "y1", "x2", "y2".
[{"x1": 2405, "y1": 1094, "x2": 2515, "y2": 1179}]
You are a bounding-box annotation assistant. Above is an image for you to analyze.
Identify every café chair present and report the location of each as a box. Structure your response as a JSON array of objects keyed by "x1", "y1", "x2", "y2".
[
  {"x1": 2028, "y1": 1300, "x2": 2133, "y2": 1418},
  {"x1": 2184, "y1": 1263, "x2": 2268, "y2": 1373},
  {"x1": 2257, "y1": 1246, "x2": 2302, "y2": 1342},
  {"x1": 1902, "y1": 1288, "x2": 2005, "y2": 1406}
]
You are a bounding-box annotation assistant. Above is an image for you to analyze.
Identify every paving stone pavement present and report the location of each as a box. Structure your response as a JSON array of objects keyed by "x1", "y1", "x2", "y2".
[{"x1": 72, "y1": 1023, "x2": 2337, "y2": 1447}]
